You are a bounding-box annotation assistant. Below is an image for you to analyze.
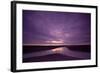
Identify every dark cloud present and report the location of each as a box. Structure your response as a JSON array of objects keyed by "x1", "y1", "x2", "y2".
[{"x1": 23, "y1": 10, "x2": 91, "y2": 45}]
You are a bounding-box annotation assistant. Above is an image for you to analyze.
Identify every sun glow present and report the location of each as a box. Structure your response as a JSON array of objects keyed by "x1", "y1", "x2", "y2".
[{"x1": 46, "y1": 40, "x2": 64, "y2": 44}]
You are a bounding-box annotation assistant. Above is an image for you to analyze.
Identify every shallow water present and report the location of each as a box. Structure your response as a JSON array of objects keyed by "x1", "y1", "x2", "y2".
[{"x1": 23, "y1": 45, "x2": 90, "y2": 63}]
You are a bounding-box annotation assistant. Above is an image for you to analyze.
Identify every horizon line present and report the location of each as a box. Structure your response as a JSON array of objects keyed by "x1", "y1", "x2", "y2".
[{"x1": 23, "y1": 43, "x2": 90, "y2": 46}]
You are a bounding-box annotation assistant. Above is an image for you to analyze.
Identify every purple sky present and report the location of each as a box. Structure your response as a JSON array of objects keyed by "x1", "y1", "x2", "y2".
[{"x1": 23, "y1": 10, "x2": 91, "y2": 45}]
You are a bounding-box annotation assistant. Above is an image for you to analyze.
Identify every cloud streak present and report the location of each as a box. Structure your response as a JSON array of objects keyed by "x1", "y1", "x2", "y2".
[{"x1": 23, "y1": 10, "x2": 91, "y2": 45}]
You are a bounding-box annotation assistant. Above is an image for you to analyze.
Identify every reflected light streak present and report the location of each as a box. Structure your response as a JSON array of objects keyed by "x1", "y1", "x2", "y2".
[{"x1": 52, "y1": 47, "x2": 64, "y2": 53}]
